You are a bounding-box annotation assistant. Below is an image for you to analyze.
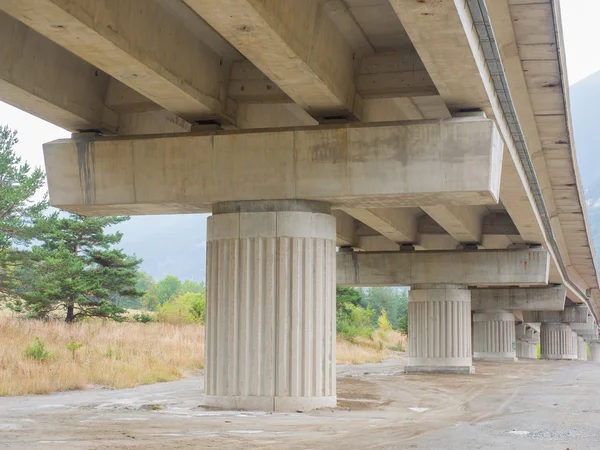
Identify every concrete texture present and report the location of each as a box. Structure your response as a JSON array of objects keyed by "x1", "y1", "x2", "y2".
[
  {"x1": 540, "y1": 323, "x2": 578, "y2": 360},
  {"x1": 42, "y1": 118, "x2": 503, "y2": 215},
  {"x1": 473, "y1": 310, "x2": 517, "y2": 360},
  {"x1": 516, "y1": 340, "x2": 537, "y2": 359},
  {"x1": 337, "y1": 248, "x2": 550, "y2": 286},
  {"x1": 470, "y1": 286, "x2": 566, "y2": 311},
  {"x1": 578, "y1": 336, "x2": 587, "y2": 361},
  {"x1": 523, "y1": 305, "x2": 590, "y2": 324},
  {"x1": 408, "y1": 284, "x2": 473, "y2": 373},
  {"x1": 204, "y1": 201, "x2": 336, "y2": 411},
  {"x1": 3, "y1": 358, "x2": 600, "y2": 449},
  {"x1": 590, "y1": 341, "x2": 600, "y2": 362}
]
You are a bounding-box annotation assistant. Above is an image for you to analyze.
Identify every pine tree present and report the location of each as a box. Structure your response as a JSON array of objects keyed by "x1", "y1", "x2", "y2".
[
  {"x1": 14, "y1": 213, "x2": 144, "y2": 322},
  {"x1": 0, "y1": 126, "x2": 46, "y2": 298}
]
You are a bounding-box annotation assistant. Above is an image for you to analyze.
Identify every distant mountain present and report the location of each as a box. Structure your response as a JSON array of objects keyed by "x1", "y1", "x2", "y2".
[
  {"x1": 113, "y1": 214, "x2": 209, "y2": 283},
  {"x1": 571, "y1": 71, "x2": 600, "y2": 257}
]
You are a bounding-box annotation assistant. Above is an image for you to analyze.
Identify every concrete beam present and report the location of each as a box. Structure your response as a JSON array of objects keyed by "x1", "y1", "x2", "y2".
[
  {"x1": 43, "y1": 118, "x2": 503, "y2": 215},
  {"x1": 523, "y1": 306, "x2": 590, "y2": 324},
  {"x1": 333, "y1": 210, "x2": 358, "y2": 248},
  {"x1": 0, "y1": 0, "x2": 232, "y2": 123},
  {"x1": 471, "y1": 287, "x2": 566, "y2": 311},
  {"x1": 0, "y1": 11, "x2": 117, "y2": 133},
  {"x1": 337, "y1": 248, "x2": 549, "y2": 287},
  {"x1": 342, "y1": 208, "x2": 420, "y2": 244},
  {"x1": 421, "y1": 205, "x2": 486, "y2": 243},
  {"x1": 185, "y1": 0, "x2": 359, "y2": 118}
]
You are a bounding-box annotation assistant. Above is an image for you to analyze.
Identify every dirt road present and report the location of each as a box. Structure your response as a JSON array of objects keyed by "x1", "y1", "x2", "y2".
[{"x1": 2, "y1": 355, "x2": 600, "y2": 449}]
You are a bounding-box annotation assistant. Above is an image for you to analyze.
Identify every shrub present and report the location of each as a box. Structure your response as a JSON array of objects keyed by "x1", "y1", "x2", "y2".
[
  {"x1": 24, "y1": 337, "x2": 51, "y2": 361},
  {"x1": 378, "y1": 309, "x2": 392, "y2": 332},
  {"x1": 133, "y1": 313, "x2": 154, "y2": 324},
  {"x1": 397, "y1": 314, "x2": 408, "y2": 335},
  {"x1": 65, "y1": 339, "x2": 83, "y2": 360},
  {"x1": 336, "y1": 303, "x2": 376, "y2": 341},
  {"x1": 156, "y1": 293, "x2": 205, "y2": 325}
]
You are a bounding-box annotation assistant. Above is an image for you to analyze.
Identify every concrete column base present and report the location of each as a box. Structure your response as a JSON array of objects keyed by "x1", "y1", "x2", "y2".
[
  {"x1": 577, "y1": 336, "x2": 587, "y2": 361},
  {"x1": 204, "y1": 200, "x2": 336, "y2": 411},
  {"x1": 540, "y1": 323, "x2": 578, "y2": 360},
  {"x1": 407, "y1": 284, "x2": 474, "y2": 374},
  {"x1": 204, "y1": 395, "x2": 336, "y2": 412},
  {"x1": 473, "y1": 310, "x2": 517, "y2": 361}
]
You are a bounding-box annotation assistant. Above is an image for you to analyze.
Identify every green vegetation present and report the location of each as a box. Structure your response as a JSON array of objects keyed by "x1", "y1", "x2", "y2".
[
  {"x1": 336, "y1": 286, "x2": 409, "y2": 342},
  {"x1": 65, "y1": 339, "x2": 83, "y2": 360},
  {"x1": 24, "y1": 337, "x2": 51, "y2": 361}
]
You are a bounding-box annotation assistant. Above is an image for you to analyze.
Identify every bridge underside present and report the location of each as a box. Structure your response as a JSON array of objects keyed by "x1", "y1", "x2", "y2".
[{"x1": 1, "y1": 0, "x2": 598, "y2": 410}]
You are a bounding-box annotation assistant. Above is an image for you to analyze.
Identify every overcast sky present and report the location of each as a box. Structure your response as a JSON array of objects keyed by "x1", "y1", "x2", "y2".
[{"x1": 1, "y1": 1, "x2": 598, "y2": 175}]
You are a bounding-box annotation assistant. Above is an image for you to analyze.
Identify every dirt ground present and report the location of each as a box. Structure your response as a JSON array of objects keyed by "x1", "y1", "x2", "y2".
[{"x1": 2, "y1": 354, "x2": 600, "y2": 449}]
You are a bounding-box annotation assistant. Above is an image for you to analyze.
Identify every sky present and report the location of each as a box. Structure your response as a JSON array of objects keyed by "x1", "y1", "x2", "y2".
[{"x1": 0, "y1": 0, "x2": 599, "y2": 175}]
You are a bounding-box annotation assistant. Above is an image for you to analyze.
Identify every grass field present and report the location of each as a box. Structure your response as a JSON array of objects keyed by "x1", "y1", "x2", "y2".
[{"x1": 0, "y1": 315, "x2": 406, "y2": 396}]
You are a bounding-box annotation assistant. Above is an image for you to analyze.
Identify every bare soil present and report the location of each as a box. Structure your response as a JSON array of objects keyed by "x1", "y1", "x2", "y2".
[{"x1": 2, "y1": 354, "x2": 600, "y2": 449}]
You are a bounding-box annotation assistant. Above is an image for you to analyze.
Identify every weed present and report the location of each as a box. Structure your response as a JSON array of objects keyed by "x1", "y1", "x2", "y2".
[{"x1": 24, "y1": 337, "x2": 51, "y2": 361}]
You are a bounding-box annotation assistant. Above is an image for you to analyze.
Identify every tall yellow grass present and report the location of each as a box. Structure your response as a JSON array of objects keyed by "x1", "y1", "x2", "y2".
[
  {"x1": 0, "y1": 317, "x2": 204, "y2": 396},
  {"x1": 0, "y1": 316, "x2": 408, "y2": 396}
]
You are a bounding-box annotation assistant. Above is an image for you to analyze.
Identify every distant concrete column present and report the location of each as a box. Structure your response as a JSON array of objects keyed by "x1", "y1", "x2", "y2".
[
  {"x1": 589, "y1": 341, "x2": 600, "y2": 362},
  {"x1": 407, "y1": 284, "x2": 473, "y2": 374},
  {"x1": 472, "y1": 310, "x2": 516, "y2": 361},
  {"x1": 516, "y1": 341, "x2": 537, "y2": 359},
  {"x1": 577, "y1": 336, "x2": 587, "y2": 361},
  {"x1": 203, "y1": 200, "x2": 336, "y2": 411},
  {"x1": 572, "y1": 332, "x2": 580, "y2": 360},
  {"x1": 540, "y1": 323, "x2": 578, "y2": 360}
]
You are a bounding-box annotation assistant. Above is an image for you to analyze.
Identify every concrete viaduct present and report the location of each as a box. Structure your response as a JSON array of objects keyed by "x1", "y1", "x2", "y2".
[{"x1": 1, "y1": 0, "x2": 599, "y2": 411}]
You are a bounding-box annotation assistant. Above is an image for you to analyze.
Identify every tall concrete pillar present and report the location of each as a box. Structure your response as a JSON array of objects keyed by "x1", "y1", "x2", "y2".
[
  {"x1": 407, "y1": 284, "x2": 473, "y2": 374},
  {"x1": 540, "y1": 323, "x2": 578, "y2": 360},
  {"x1": 589, "y1": 341, "x2": 600, "y2": 362},
  {"x1": 472, "y1": 310, "x2": 516, "y2": 361},
  {"x1": 203, "y1": 200, "x2": 336, "y2": 411},
  {"x1": 516, "y1": 340, "x2": 537, "y2": 359},
  {"x1": 577, "y1": 336, "x2": 587, "y2": 361}
]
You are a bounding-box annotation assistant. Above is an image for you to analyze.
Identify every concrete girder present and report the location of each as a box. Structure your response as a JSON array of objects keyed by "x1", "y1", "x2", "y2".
[
  {"x1": 184, "y1": 0, "x2": 359, "y2": 118},
  {"x1": 342, "y1": 208, "x2": 420, "y2": 244},
  {"x1": 0, "y1": 0, "x2": 234, "y2": 124},
  {"x1": 522, "y1": 306, "x2": 590, "y2": 324},
  {"x1": 43, "y1": 118, "x2": 502, "y2": 215},
  {"x1": 421, "y1": 205, "x2": 486, "y2": 244},
  {"x1": 333, "y1": 210, "x2": 359, "y2": 248},
  {"x1": 337, "y1": 248, "x2": 549, "y2": 287},
  {"x1": 470, "y1": 287, "x2": 566, "y2": 311}
]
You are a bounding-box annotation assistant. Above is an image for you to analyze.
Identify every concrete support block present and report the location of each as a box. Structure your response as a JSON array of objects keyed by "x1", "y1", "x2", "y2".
[
  {"x1": 577, "y1": 336, "x2": 587, "y2": 361},
  {"x1": 540, "y1": 323, "x2": 578, "y2": 360},
  {"x1": 470, "y1": 287, "x2": 566, "y2": 311},
  {"x1": 523, "y1": 305, "x2": 590, "y2": 324},
  {"x1": 516, "y1": 340, "x2": 537, "y2": 359},
  {"x1": 589, "y1": 342, "x2": 600, "y2": 362},
  {"x1": 473, "y1": 310, "x2": 517, "y2": 360},
  {"x1": 203, "y1": 200, "x2": 336, "y2": 411},
  {"x1": 407, "y1": 284, "x2": 474, "y2": 374}
]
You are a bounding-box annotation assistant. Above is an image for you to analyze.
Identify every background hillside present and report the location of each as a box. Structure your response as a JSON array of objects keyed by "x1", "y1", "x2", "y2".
[{"x1": 111, "y1": 71, "x2": 600, "y2": 282}]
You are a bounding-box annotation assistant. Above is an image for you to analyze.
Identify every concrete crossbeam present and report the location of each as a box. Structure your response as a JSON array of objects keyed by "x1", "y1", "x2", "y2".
[
  {"x1": 470, "y1": 287, "x2": 566, "y2": 311},
  {"x1": 337, "y1": 248, "x2": 549, "y2": 286},
  {"x1": 523, "y1": 306, "x2": 590, "y2": 324},
  {"x1": 342, "y1": 208, "x2": 420, "y2": 244},
  {"x1": 43, "y1": 118, "x2": 502, "y2": 215}
]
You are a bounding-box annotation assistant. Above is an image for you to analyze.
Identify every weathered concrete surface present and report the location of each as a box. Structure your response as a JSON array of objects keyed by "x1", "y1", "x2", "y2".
[
  {"x1": 540, "y1": 323, "x2": 578, "y2": 360},
  {"x1": 42, "y1": 118, "x2": 503, "y2": 215},
  {"x1": 205, "y1": 201, "x2": 336, "y2": 411},
  {"x1": 523, "y1": 305, "x2": 589, "y2": 324},
  {"x1": 470, "y1": 287, "x2": 566, "y2": 311},
  {"x1": 473, "y1": 310, "x2": 516, "y2": 361},
  {"x1": 407, "y1": 284, "x2": 473, "y2": 373},
  {"x1": 2, "y1": 358, "x2": 600, "y2": 449},
  {"x1": 337, "y1": 248, "x2": 550, "y2": 286}
]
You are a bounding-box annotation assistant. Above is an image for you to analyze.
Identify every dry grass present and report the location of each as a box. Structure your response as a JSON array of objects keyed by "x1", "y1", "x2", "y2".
[
  {"x1": 0, "y1": 317, "x2": 204, "y2": 396},
  {"x1": 336, "y1": 329, "x2": 408, "y2": 365},
  {"x1": 0, "y1": 314, "x2": 408, "y2": 396}
]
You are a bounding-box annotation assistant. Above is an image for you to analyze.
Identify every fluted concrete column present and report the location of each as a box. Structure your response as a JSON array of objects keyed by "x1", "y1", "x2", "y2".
[
  {"x1": 407, "y1": 284, "x2": 473, "y2": 374},
  {"x1": 516, "y1": 341, "x2": 537, "y2": 359},
  {"x1": 204, "y1": 200, "x2": 336, "y2": 411},
  {"x1": 473, "y1": 310, "x2": 516, "y2": 361},
  {"x1": 540, "y1": 323, "x2": 578, "y2": 360},
  {"x1": 589, "y1": 341, "x2": 600, "y2": 362},
  {"x1": 577, "y1": 336, "x2": 587, "y2": 361}
]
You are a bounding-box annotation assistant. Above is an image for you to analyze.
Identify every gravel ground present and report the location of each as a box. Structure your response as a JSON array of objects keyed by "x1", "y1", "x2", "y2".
[{"x1": 1, "y1": 355, "x2": 599, "y2": 449}]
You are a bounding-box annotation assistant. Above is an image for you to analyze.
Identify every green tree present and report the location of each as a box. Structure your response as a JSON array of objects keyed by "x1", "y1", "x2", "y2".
[
  {"x1": 12, "y1": 213, "x2": 143, "y2": 322},
  {"x1": 114, "y1": 271, "x2": 155, "y2": 309},
  {"x1": 336, "y1": 286, "x2": 362, "y2": 311},
  {"x1": 156, "y1": 292, "x2": 206, "y2": 325},
  {"x1": 363, "y1": 287, "x2": 408, "y2": 329},
  {"x1": 181, "y1": 279, "x2": 205, "y2": 295},
  {"x1": 143, "y1": 275, "x2": 182, "y2": 310},
  {"x1": 0, "y1": 126, "x2": 46, "y2": 299}
]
